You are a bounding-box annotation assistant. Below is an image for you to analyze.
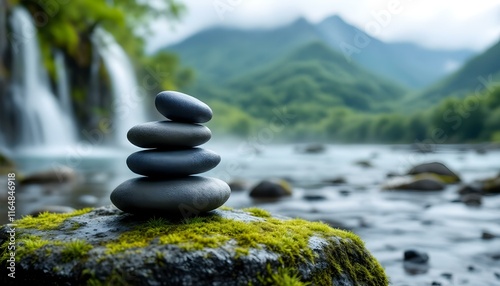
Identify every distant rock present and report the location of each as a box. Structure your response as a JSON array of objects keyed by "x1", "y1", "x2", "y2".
[
  {"x1": 482, "y1": 174, "x2": 500, "y2": 194},
  {"x1": 249, "y1": 180, "x2": 293, "y2": 199},
  {"x1": 403, "y1": 249, "x2": 430, "y2": 274},
  {"x1": 404, "y1": 249, "x2": 429, "y2": 264},
  {"x1": 302, "y1": 194, "x2": 327, "y2": 201},
  {"x1": 407, "y1": 162, "x2": 461, "y2": 183},
  {"x1": 383, "y1": 175, "x2": 445, "y2": 191},
  {"x1": 457, "y1": 183, "x2": 482, "y2": 196},
  {"x1": 460, "y1": 193, "x2": 482, "y2": 206},
  {"x1": 295, "y1": 143, "x2": 326, "y2": 154},
  {"x1": 323, "y1": 176, "x2": 347, "y2": 185},
  {"x1": 20, "y1": 166, "x2": 76, "y2": 185},
  {"x1": 0, "y1": 206, "x2": 388, "y2": 285},
  {"x1": 354, "y1": 160, "x2": 373, "y2": 168},
  {"x1": 481, "y1": 231, "x2": 496, "y2": 240},
  {"x1": 458, "y1": 174, "x2": 500, "y2": 195}
]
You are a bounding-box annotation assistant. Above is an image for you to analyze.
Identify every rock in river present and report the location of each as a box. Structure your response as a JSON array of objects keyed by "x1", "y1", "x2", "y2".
[
  {"x1": 383, "y1": 175, "x2": 445, "y2": 191},
  {"x1": 126, "y1": 148, "x2": 221, "y2": 177},
  {"x1": 407, "y1": 162, "x2": 461, "y2": 183},
  {"x1": 155, "y1": 91, "x2": 212, "y2": 123},
  {"x1": 249, "y1": 179, "x2": 293, "y2": 199},
  {"x1": 111, "y1": 177, "x2": 230, "y2": 215},
  {"x1": 0, "y1": 206, "x2": 388, "y2": 285},
  {"x1": 127, "y1": 121, "x2": 211, "y2": 148}
]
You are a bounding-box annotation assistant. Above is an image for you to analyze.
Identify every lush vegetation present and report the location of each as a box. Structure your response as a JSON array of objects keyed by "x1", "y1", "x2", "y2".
[
  {"x1": 2, "y1": 0, "x2": 192, "y2": 132},
  {"x1": 176, "y1": 36, "x2": 499, "y2": 143},
  {"x1": 2, "y1": 1, "x2": 498, "y2": 144}
]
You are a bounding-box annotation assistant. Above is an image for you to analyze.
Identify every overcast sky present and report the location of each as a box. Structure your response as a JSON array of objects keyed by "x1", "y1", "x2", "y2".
[{"x1": 148, "y1": 0, "x2": 500, "y2": 52}]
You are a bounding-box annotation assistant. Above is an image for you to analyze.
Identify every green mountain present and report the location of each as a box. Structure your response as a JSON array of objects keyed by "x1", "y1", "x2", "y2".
[
  {"x1": 168, "y1": 18, "x2": 322, "y2": 83},
  {"x1": 166, "y1": 16, "x2": 473, "y2": 89},
  {"x1": 419, "y1": 39, "x2": 500, "y2": 104},
  {"x1": 316, "y1": 16, "x2": 473, "y2": 88},
  {"x1": 226, "y1": 42, "x2": 407, "y2": 113},
  {"x1": 183, "y1": 41, "x2": 407, "y2": 138}
]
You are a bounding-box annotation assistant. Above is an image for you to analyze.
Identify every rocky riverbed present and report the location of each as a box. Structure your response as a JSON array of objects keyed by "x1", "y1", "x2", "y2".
[{"x1": 1, "y1": 143, "x2": 499, "y2": 285}]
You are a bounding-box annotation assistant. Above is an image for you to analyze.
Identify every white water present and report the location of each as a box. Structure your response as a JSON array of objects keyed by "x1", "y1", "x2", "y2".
[
  {"x1": 54, "y1": 50, "x2": 77, "y2": 140},
  {"x1": 92, "y1": 28, "x2": 147, "y2": 146},
  {"x1": 9, "y1": 8, "x2": 76, "y2": 148}
]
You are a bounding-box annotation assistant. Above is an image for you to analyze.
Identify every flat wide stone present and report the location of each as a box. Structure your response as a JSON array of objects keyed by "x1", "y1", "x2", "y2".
[
  {"x1": 110, "y1": 176, "x2": 230, "y2": 215},
  {"x1": 126, "y1": 148, "x2": 221, "y2": 177},
  {"x1": 127, "y1": 121, "x2": 211, "y2": 148}
]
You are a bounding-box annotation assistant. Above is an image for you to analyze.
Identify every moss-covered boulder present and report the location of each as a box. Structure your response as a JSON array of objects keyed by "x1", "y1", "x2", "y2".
[
  {"x1": 0, "y1": 206, "x2": 388, "y2": 285},
  {"x1": 407, "y1": 162, "x2": 461, "y2": 183}
]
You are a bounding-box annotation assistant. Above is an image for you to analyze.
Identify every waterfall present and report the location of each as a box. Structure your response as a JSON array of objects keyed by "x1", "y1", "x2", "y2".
[
  {"x1": 8, "y1": 7, "x2": 77, "y2": 149},
  {"x1": 54, "y1": 50, "x2": 77, "y2": 140},
  {"x1": 92, "y1": 28, "x2": 147, "y2": 146}
]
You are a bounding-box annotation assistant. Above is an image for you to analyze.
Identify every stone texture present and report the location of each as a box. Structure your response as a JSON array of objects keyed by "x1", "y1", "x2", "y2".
[
  {"x1": 126, "y1": 148, "x2": 221, "y2": 177},
  {"x1": 155, "y1": 91, "x2": 212, "y2": 123},
  {"x1": 127, "y1": 121, "x2": 211, "y2": 148},
  {"x1": 110, "y1": 176, "x2": 230, "y2": 214}
]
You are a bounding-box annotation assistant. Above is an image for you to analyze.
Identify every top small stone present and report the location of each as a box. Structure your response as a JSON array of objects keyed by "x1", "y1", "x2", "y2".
[{"x1": 155, "y1": 91, "x2": 213, "y2": 123}]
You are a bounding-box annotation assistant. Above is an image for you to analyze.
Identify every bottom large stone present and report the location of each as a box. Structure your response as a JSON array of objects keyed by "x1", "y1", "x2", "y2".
[
  {"x1": 0, "y1": 206, "x2": 388, "y2": 285},
  {"x1": 111, "y1": 176, "x2": 230, "y2": 215}
]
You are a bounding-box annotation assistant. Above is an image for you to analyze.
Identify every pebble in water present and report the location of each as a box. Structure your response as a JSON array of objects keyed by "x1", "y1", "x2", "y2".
[{"x1": 111, "y1": 91, "x2": 230, "y2": 216}]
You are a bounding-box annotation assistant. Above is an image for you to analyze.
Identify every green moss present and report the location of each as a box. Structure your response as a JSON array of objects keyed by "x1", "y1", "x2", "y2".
[
  {"x1": 414, "y1": 173, "x2": 459, "y2": 184},
  {"x1": 103, "y1": 209, "x2": 387, "y2": 285},
  {"x1": 242, "y1": 207, "x2": 271, "y2": 218},
  {"x1": 0, "y1": 234, "x2": 52, "y2": 261},
  {"x1": 61, "y1": 239, "x2": 93, "y2": 262},
  {"x1": 15, "y1": 208, "x2": 92, "y2": 230},
  {"x1": 259, "y1": 265, "x2": 311, "y2": 286}
]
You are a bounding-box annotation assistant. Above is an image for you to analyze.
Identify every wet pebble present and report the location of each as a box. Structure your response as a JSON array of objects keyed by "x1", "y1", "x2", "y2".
[
  {"x1": 481, "y1": 231, "x2": 496, "y2": 240},
  {"x1": 303, "y1": 194, "x2": 327, "y2": 201},
  {"x1": 404, "y1": 249, "x2": 429, "y2": 264}
]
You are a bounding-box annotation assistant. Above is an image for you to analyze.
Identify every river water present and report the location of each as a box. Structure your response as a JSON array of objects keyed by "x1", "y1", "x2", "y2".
[{"x1": 1, "y1": 143, "x2": 499, "y2": 285}]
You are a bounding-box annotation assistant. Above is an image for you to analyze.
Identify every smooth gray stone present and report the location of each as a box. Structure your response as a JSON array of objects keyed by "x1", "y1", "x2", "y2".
[
  {"x1": 155, "y1": 91, "x2": 212, "y2": 123},
  {"x1": 127, "y1": 121, "x2": 211, "y2": 148},
  {"x1": 110, "y1": 176, "x2": 230, "y2": 214},
  {"x1": 127, "y1": 148, "x2": 221, "y2": 177}
]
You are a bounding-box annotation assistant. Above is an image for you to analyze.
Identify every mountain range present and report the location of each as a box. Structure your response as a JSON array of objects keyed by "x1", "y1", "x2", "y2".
[
  {"x1": 160, "y1": 15, "x2": 500, "y2": 140},
  {"x1": 166, "y1": 15, "x2": 473, "y2": 89}
]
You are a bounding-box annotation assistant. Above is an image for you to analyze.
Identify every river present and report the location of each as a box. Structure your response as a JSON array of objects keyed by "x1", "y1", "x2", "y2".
[{"x1": 1, "y1": 143, "x2": 499, "y2": 285}]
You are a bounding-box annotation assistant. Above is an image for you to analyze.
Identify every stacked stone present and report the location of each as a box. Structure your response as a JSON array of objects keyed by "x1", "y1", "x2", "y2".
[{"x1": 111, "y1": 91, "x2": 230, "y2": 216}]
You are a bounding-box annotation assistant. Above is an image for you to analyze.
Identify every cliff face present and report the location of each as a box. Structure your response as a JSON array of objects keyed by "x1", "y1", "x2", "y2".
[{"x1": 0, "y1": 205, "x2": 388, "y2": 285}]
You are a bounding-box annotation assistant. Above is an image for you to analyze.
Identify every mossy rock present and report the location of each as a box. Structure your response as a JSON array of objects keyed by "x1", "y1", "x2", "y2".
[
  {"x1": 0, "y1": 206, "x2": 388, "y2": 285},
  {"x1": 407, "y1": 162, "x2": 461, "y2": 183}
]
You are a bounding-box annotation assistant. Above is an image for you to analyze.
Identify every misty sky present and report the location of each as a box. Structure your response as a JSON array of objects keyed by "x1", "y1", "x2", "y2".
[{"x1": 148, "y1": 0, "x2": 500, "y2": 53}]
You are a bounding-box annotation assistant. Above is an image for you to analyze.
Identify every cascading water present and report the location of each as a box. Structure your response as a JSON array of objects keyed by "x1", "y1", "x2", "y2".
[
  {"x1": 8, "y1": 7, "x2": 77, "y2": 149},
  {"x1": 92, "y1": 28, "x2": 147, "y2": 146},
  {"x1": 54, "y1": 50, "x2": 77, "y2": 141}
]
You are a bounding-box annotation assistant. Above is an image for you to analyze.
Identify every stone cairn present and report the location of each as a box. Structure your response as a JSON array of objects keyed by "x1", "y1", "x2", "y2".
[{"x1": 111, "y1": 91, "x2": 231, "y2": 216}]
